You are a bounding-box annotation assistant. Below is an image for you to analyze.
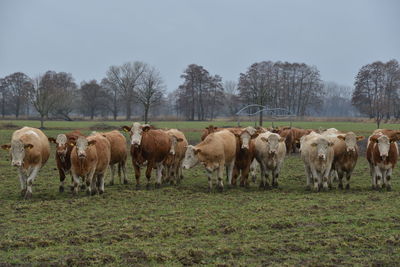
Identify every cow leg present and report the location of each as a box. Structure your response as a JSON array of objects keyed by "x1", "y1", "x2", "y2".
[
  {"x1": 241, "y1": 165, "x2": 251, "y2": 188},
  {"x1": 98, "y1": 173, "x2": 105, "y2": 194},
  {"x1": 250, "y1": 160, "x2": 258, "y2": 183},
  {"x1": 18, "y1": 167, "x2": 27, "y2": 197},
  {"x1": 86, "y1": 168, "x2": 96, "y2": 196},
  {"x1": 344, "y1": 170, "x2": 352, "y2": 190},
  {"x1": 120, "y1": 161, "x2": 128, "y2": 184},
  {"x1": 155, "y1": 162, "x2": 163, "y2": 188},
  {"x1": 369, "y1": 163, "x2": 377, "y2": 189},
  {"x1": 24, "y1": 166, "x2": 40, "y2": 199},
  {"x1": 303, "y1": 164, "x2": 312, "y2": 191},
  {"x1": 109, "y1": 164, "x2": 116, "y2": 186},
  {"x1": 259, "y1": 162, "x2": 266, "y2": 189},
  {"x1": 385, "y1": 168, "x2": 393, "y2": 191},
  {"x1": 72, "y1": 173, "x2": 81, "y2": 195},
  {"x1": 58, "y1": 168, "x2": 66, "y2": 193},
  {"x1": 374, "y1": 166, "x2": 383, "y2": 190},
  {"x1": 178, "y1": 164, "x2": 184, "y2": 183},
  {"x1": 206, "y1": 169, "x2": 213, "y2": 193},
  {"x1": 264, "y1": 170, "x2": 271, "y2": 190},
  {"x1": 321, "y1": 166, "x2": 331, "y2": 191},
  {"x1": 145, "y1": 162, "x2": 154, "y2": 189},
  {"x1": 231, "y1": 166, "x2": 239, "y2": 186},
  {"x1": 133, "y1": 163, "x2": 141, "y2": 190},
  {"x1": 310, "y1": 167, "x2": 320, "y2": 192},
  {"x1": 337, "y1": 170, "x2": 344, "y2": 189},
  {"x1": 217, "y1": 164, "x2": 224, "y2": 192}
]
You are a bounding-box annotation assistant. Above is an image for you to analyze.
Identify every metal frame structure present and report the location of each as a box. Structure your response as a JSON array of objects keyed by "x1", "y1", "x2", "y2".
[{"x1": 235, "y1": 104, "x2": 296, "y2": 126}]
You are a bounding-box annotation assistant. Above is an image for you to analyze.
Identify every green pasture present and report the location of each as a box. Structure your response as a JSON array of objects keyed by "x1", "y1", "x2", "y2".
[{"x1": 0, "y1": 120, "x2": 400, "y2": 266}]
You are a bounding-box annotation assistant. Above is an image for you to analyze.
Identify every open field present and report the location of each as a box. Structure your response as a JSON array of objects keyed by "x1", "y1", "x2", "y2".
[{"x1": 1, "y1": 120, "x2": 400, "y2": 266}]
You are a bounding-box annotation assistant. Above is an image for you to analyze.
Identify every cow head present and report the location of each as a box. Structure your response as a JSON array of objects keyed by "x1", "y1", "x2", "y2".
[
  {"x1": 182, "y1": 145, "x2": 200, "y2": 169},
  {"x1": 201, "y1": 125, "x2": 218, "y2": 141},
  {"x1": 122, "y1": 122, "x2": 151, "y2": 146},
  {"x1": 1, "y1": 140, "x2": 33, "y2": 167},
  {"x1": 337, "y1": 132, "x2": 364, "y2": 152},
  {"x1": 168, "y1": 135, "x2": 184, "y2": 155},
  {"x1": 72, "y1": 137, "x2": 96, "y2": 159},
  {"x1": 370, "y1": 135, "x2": 394, "y2": 160},
  {"x1": 234, "y1": 126, "x2": 259, "y2": 150},
  {"x1": 260, "y1": 133, "x2": 285, "y2": 156},
  {"x1": 49, "y1": 134, "x2": 73, "y2": 161},
  {"x1": 310, "y1": 138, "x2": 333, "y2": 160}
]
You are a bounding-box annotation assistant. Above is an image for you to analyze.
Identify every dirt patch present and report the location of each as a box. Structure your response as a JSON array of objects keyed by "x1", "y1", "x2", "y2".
[{"x1": 121, "y1": 249, "x2": 149, "y2": 265}]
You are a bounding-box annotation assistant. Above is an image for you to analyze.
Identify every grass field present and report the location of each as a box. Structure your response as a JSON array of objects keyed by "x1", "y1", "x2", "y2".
[{"x1": 1, "y1": 120, "x2": 400, "y2": 266}]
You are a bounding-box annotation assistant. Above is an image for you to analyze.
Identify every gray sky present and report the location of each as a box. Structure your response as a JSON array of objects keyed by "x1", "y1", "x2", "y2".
[{"x1": 1, "y1": 0, "x2": 399, "y2": 91}]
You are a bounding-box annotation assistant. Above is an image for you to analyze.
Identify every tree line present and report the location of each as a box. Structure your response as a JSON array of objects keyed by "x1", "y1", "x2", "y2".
[{"x1": 1, "y1": 59, "x2": 397, "y2": 126}]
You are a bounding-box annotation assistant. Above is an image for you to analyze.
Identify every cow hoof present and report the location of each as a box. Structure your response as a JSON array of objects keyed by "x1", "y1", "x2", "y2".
[
  {"x1": 264, "y1": 184, "x2": 271, "y2": 190},
  {"x1": 20, "y1": 189, "x2": 27, "y2": 197},
  {"x1": 123, "y1": 180, "x2": 128, "y2": 185},
  {"x1": 338, "y1": 183, "x2": 343, "y2": 190},
  {"x1": 345, "y1": 184, "x2": 350, "y2": 190},
  {"x1": 59, "y1": 186, "x2": 64, "y2": 193},
  {"x1": 109, "y1": 181, "x2": 114, "y2": 186},
  {"x1": 217, "y1": 186, "x2": 224, "y2": 193},
  {"x1": 80, "y1": 184, "x2": 86, "y2": 190},
  {"x1": 91, "y1": 191, "x2": 97, "y2": 196},
  {"x1": 99, "y1": 190, "x2": 104, "y2": 195},
  {"x1": 86, "y1": 189, "x2": 91, "y2": 195},
  {"x1": 24, "y1": 191, "x2": 32, "y2": 199},
  {"x1": 272, "y1": 182, "x2": 279, "y2": 188},
  {"x1": 207, "y1": 187, "x2": 212, "y2": 193},
  {"x1": 146, "y1": 183, "x2": 151, "y2": 190},
  {"x1": 135, "y1": 184, "x2": 141, "y2": 190}
]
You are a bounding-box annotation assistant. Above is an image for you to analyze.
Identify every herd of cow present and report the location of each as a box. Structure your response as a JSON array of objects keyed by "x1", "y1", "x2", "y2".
[{"x1": 0, "y1": 123, "x2": 399, "y2": 199}]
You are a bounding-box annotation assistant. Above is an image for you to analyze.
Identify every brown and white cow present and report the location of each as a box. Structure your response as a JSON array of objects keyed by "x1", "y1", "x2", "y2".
[
  {"x1": 254, "y1": 131, "x2": 286, "y2": 189},
  {"x1": 1, "y1": 127, "x2": 50, "y2": 198},
  {"x1": 200, "y1": 125, "x2": 222, "y2": 141},
  {"x1": 300, "y1": 133, "x2": 334, "y2": 191},
  {"x1": 48, "y1": 130, "x2": 84, "y2": 192},
  {"x1": 230, "y1": 126, "x2": 260, "y2": 187},
  {"x1": 101, "y1": 130, "x2": 128, "y2": 185},
  {"x1": 182, "y1": 129, "x2": 237, "y2": 192},
  {"x1": 163, "y1": 129, "x2": 188, "y2": 185},
  {"x1": 322, "y1": 131, "x2": 364, "y2": 189},
  {"x1": 70, "y1": 134, "x2": 111, "y2": 195},
  {"x1": 366, "y1": 133, "x2": 398, "y2": 190},
  {"x1": 122, "y1": 122, "x2": 171, "y2": 189}
]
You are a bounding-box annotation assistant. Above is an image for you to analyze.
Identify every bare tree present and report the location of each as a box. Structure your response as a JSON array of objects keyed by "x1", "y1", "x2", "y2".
[
  {"x1": 224, "y1": 80, "x2": 240, "y2": 116},
  {"x1": 80, "y1": 80, "x2": 108, "y2": 119},
  {"x1": 3, "y1": 72, "x2": 32, "y2": 118},
  {"x1": 104, "y1": 62, "x2": 146, "y2": 120},
  {"x1": 49, "y1": 72, "x2": 77, "y2": 121},
  {"x1": 29, "y1": 72, "x2": 60, "y2": 128},
  {"x1": 136, "y1": 66, "x2": 165, "y2": 123},
  {"x1": 101, "y1": 78, "x2": 120, "y2": 120}
]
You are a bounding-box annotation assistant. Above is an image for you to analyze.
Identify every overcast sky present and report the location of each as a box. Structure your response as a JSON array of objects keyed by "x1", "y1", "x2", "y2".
[{"x1": 1, "y1": 0, "x2": 399, "y2": 91}]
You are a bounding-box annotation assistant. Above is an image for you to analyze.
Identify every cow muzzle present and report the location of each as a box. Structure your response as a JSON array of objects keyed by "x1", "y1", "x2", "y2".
[
  {"x1": 269, "y1": 150, "x2": 276, "y2": 156},
  {"x1": 318, "y1": 154, "x2": 326, "y2": 160},
  {"x1": 78, "y1": 153, "x2": 86, "y2": 159},
  {"x1": 381, "y1": 155, "x2": 388, "y2": 161},
  {"x1": 12, "y1": 161, "x2": 22, "y2": 167}
]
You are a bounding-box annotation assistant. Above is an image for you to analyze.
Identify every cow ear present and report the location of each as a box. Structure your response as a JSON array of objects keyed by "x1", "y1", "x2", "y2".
[
  {"x1": 88, "y1": 140, "x2": 96, "y2": 146},
  {"x1": 279, "y1": 137, "x2": 285, "y2": 142},
  {"x1": 370, "y1": 136, "x2": 378, "y2": 143},
  {"x1": 228, "y1": 129, "x2": 240, "y2": 137},
  {"x1": 102, "y1": 134, "x2": 107, "y2": 138},
  {"x1": 48, "y1": 137, "x2": 56, "y2": 143},
  {"x1": 177, "y1": 138, "x2": 184, "y2": 142},
  {"x1": 328, "y1": 142, "x2": 334, "y2": 146},
  {"x1": 142, "y1": 125, "x2": 151, "y2": 132},
  {"x1": 24, "y1": 144, "x2": 34, "y2": 150},
  {"x1": 261, "y1": 137, "x2": 269, "y2": 143},
  {"x1": 356, "y1": 136, "x2": 364, "y2": 141},
  {"x1": 194, "y1": 148, "x2": 201, "y2": 155},
  {"x1": 213, "y1": 126, "x2": 218, "y2": 130},
  {"x1": 1, "y1": 144, "x2": 11, "y2": 151},
  {"x1": 121, "y1": 126, "x2": 131, "y2": 132},
  {"x1": 337, "y1": 135, "x2": 345, "y2": 141},
  {"x1": 251, "y1": 133, "x2": 259, "y2": 139}
]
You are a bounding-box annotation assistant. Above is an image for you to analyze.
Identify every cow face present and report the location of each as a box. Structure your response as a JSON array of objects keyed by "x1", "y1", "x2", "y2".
[
  {"x1": 73, "y1": 137, "x2": 96, "y2": 159},
  {"x1": 373, "y1": 135, "x2": 392, "y2": 160},
  {"x1": 311, "y1": 138, "x2": 333, "y2": 160},
  {"x1": 240, "y1": 126, "x2": 259, "y2": 150},
  {"x1": 128, "y1": 122, "x2": 151, "y2": 146},
  {"x1": 261, "y1": 134, "x2": 284, "y2": 155},
  {"x1": 182, "y1": 145, "x2": 200, "y2": 169},
  {"x1": 2, "y1": 140, "x2": 33, "y2": 167},
  {"x1": 169, "y1": 135, "x2": 184, "y2": 155},
  {"x1": 337, "y1": 133, "x2": 364, "y2": 152}
]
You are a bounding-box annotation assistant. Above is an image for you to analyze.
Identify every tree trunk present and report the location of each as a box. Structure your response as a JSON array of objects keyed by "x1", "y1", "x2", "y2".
[
  {"x1": 144, "y1": 105, "x2": 149, "y2": 124},
  {"x1": 259, "y1": 111, "x2": 263, "y2": 126},
  {"x1": 126, "y1": 99, "x2": 131, "y2": 120},
  {"x1": 40, "y1": 115, "x2": 45, "y2": 129}
]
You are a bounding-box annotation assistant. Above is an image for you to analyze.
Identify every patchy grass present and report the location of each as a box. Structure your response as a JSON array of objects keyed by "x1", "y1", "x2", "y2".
[{"x1": 0, "y1": 120, "x2": 400, "y2": 266}]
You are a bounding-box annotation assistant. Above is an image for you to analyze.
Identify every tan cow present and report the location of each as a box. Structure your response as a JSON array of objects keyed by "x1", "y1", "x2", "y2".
[
  {"x1": 70, "y1": 134, "x2": 111, "y2": 195},
  {"x1": 163, "y1": 129, "x2": 188, "y2": 185},
  {"x1": 101, "y1": 130, "x2": 128, "y2": 185},
  {"x1": 366, "y1": 133, "x2": 398, "y2": 190},
  {"x1": 300, "y1": 133, "x2": 334, "y2": 191},
  {"x1": 254, "y1": 131, "x2": 286, "y2": 189},
  {"x1": 322, "y1": 131, "x2": 364, "y2": 189},
  {"x1": 1, "y1": 127, "x2": 50, "y2": 198},
  {"x1": 182, "y1": 130, "x2": 236, "y2": 192}
]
